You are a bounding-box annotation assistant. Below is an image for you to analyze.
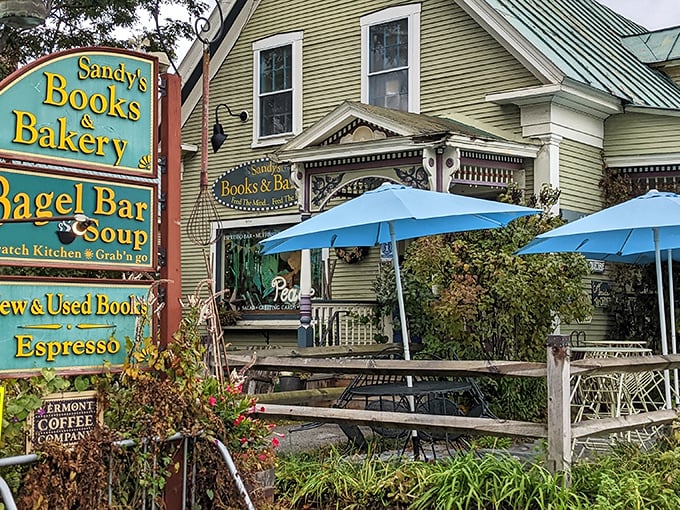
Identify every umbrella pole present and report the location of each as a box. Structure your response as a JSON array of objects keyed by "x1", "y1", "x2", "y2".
[
  {"x1": 654, "y1": 230, "x2": 672, "y2": 409},
  {"x1": 668, "y1": 250, "x2": 679, "y2": 404},
  {"x1": 389, "y1": 223, "x2": 420, "y2": 458}
]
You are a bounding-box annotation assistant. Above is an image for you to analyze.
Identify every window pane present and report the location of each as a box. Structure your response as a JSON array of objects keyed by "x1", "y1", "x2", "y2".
[
  {"x1": 369, "y1": 69, "x2": 408, "y2": 111},
  {"x1": 260, "y1": 91, "x2": 293, "y2": 136},
  {"x1": 221, "y1": 227, "x2": 322, "y2": 317},
  {"x1": 369, "y1": 19, "x2": 408, "y2": 73},
  {"x1": 260, "y1": 45, "x2": 292, "y2": 94}
]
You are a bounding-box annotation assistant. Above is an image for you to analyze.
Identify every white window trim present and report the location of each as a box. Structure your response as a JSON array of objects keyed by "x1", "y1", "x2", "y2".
[
  {"x1": 360, "y1": 4, "x2": 421, "y2": 113},
  {"x1": 252, "y1": 31, "x2": 303, "y2": 148}
]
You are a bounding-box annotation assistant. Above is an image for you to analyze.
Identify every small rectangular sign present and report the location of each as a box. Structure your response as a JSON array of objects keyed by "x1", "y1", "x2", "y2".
[
  {"x1": 0, "y1": 279, "x2": 152, "y2": 375},
  {"x1": 0, "y1": 165, "x2": 156, "y2": 270},
  {"x1": 27, "y1": 391, "x2": 101, "y2": 451}
]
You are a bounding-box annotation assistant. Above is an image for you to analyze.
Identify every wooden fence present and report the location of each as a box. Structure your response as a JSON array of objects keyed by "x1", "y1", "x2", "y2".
[{"x1": 227, "y1": 335, "x2": 680, "y2": 479}]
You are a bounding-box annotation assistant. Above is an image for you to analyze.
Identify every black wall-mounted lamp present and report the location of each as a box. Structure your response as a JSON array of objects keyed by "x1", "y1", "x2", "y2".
[
  {"x1": 211, "y1": 103, "x2": 249, "y2": 153},
  {"x1": 1, "y1": 214, "x2": 96, "y2": 245},
  {"x1": 0, "y1": 0, "x2": 47, "y2": 28}
]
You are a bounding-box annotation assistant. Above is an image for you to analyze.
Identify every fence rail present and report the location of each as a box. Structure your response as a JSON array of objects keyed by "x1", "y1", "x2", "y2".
[{"x1": 229, "y1": 336, "x2": 680, "y2": 479}]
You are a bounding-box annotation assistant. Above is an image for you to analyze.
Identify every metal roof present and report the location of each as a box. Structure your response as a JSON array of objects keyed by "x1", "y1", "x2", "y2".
[
  {"x1": 481, "y1": 0, "x2": 680, "y2": 109},
  {"x1": 622, "y1": 27, "x2": 680, "y2": 64}
]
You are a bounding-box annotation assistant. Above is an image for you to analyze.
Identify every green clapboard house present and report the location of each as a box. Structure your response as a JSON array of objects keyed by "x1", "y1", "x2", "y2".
[{"x1": 177, "y1": 0, "x2": 680, "y2": 347}]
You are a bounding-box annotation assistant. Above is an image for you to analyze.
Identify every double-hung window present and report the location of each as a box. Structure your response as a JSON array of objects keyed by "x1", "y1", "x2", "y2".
[
  {"x1": 253, "y1": 32, "x2": 303, "y2": 146},
  {"x1": 361, "y1": 4, "x2": 421, "y2": 113}
]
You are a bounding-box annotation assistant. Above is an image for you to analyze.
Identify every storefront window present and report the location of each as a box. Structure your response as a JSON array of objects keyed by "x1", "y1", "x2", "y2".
[{"x1": 219, "y1": 226, "x2": 321, "y2": 318}]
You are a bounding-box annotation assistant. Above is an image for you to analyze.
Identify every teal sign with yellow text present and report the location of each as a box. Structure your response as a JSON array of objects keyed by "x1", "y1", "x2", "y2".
[
  {"x1": 0, "y1": 280, "x2": 151, "y2": 374},
  {"x1": 0, "y1": 48, "x2": 156, "y2": 176},
  {"x1": 0, "y1": 166, "x2": 155, "y2": 270}
]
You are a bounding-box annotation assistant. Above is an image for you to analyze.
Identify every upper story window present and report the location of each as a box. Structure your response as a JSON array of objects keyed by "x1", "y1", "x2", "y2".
[
  {"x1": 361, "y1": 4, "x2": 421, "y2": 113},
  {"x1": 253, "y1": 32, "x2": 303, "y2": 147}
]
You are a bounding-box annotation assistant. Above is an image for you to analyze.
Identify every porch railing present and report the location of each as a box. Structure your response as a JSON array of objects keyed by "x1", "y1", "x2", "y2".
[{"x1": 311, "y1": 300, "x2": 384, "y2": 347}]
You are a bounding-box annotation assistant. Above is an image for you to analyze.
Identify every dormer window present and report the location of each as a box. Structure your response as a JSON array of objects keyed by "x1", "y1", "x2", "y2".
[{"x1": 361, "y1": 4, "x2": 421, "y2": 113}]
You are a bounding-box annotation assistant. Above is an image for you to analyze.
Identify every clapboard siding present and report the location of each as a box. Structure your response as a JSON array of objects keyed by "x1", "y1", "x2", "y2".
[
  {"x1": 563, "y1": 272, "x2": 614, "y2": 343},
  {"x1": 559, "y1": 139, "x2": 604, "y2": 214},
  {"x1": 605, "y1": 112, "x2": 680, "y2": 156},
  {"x1": 420, "y1": 0, "x2": 537, "y2": 134},
  {"x1": 180, "y1": 0, "x2": 541, "y2": 297},
  {"x1": 330, "y1": 248, "x2": 382, "y2": 300}
]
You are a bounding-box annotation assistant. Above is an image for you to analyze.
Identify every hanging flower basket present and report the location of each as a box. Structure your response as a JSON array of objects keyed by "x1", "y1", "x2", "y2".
[{"x1": 335, "y1": 246, "x2": 369, "y2": 264}]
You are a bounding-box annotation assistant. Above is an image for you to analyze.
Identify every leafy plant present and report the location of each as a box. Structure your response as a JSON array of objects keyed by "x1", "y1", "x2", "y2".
[
  {"x1": 371, "y1": 184, "x2": 592, "y2": 421},
  {"x1": 0, "y1": 1, "x2": 209, "y2": 80},
  {"x1": 599, "y1": 168, "x2": 680, "y2": 352},
  {"x1": 2, "y1": 291, "x2": 279, "y2": 509},
  {"x1": 276, "y1": 437, "x2": 680, "y2": 510}
]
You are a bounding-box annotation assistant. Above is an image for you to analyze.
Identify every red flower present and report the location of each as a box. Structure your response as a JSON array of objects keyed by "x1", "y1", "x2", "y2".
[
  {"x1": 271, "y1": 437, "x2": 280, "y2": 447},
  {"x1": 208, "y1": 396, "x2": 217, "y2": 407}
]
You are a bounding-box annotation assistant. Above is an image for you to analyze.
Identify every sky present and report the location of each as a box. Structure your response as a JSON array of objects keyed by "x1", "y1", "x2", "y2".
[
  {"x1": 168, "y1": 0, "x2": 680, "y2": 62},
  {"x1": 597, "y1": 0, "x2": 680, "y2": 30}
]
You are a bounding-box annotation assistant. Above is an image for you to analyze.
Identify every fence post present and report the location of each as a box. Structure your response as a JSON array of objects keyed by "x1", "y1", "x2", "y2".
[{"x1": 546, "y1": 334, "x2": 572, "y2": 483}]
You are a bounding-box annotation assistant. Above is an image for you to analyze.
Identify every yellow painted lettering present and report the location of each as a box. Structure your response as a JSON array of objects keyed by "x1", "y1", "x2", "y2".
[
  {"x1": 68, "y1": 89, "x2": 87, "y2": 110},
  {"x1": 135, "y1": 201, "x2": 147, "y2": 221},
  {"x1": 77, "y1": 56, "x2": 91, "y2": 80},
  {"x1": 112, "y1": 138, "x2": 127, "y2": 166},
  {"x1": 10, "y1": 300, "x2": 27, "y2": 315},
  {"x1": 12, "y1": 193, "x2": 31, "y2": 219},
  {"x1": 73, "y1": 183, "x2": 84, "y2": 214},
  {"x1": 12, "y1": 110, "x2": 38, "y2": 144},
  {"x1": 117, "y1": 199, "x2": 133, "y2": 219},
  {"x1": 93, "y1": 186, "x2": 115, "y2": 215},
  {"x1": 72, "y1": 340, "x2": 85, "y2": 355},
  {"x1": 46, "y1": 341, "x2": 61, "y2": 362},
  {"x1": 15, "y1": 335, "x2": 33, "y2": 357},
  {"x1": 94, "y1": 136, "x2": 109, "y2": 156},
  {"x1": 55, "y1": 193, "x2": 73, "y2": 214},
  {"x1": 89, "y1": 93, "x2": 107, "y2": 114},
  {"x1": 38, "y1": 125, "x2": 57, "y2": 149},
  {"x1": 128, "y1": 101, "x2": 141, "y2": 121},
  {"x1": 78, "y1": 133, "x2": 96, "y2": 154},
  {"x1": 34, "y1": 192, "x2": 54, "y2": 221},
  {"x1": 106, "y1": 85, "x2": 127, "y2": 119},
  {"x1": 0, "y1": 175, "x2": 10, "y2": 219},
  {"x1": 56, "y1": 117, "x2": 78, "y2": 152},
  {"x1": 34, "y1": 341, "x2": 46, "y2": 357},
  {"x1": 43, "y1": 72, "x2": 68, "y2": 106}
]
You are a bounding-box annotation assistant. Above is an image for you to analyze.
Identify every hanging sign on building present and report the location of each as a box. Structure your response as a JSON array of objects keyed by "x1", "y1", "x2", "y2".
[
  {"x1": 0, "y1": 165, "x2": 156, "y2": 271},
  {"x1": 0, "y1": 279, "x2": 152, "y2": 375},
  {"x1": 212, "y1": 158, "x2": 297, "y2": 211},
  {"x1": 0, "y1": 48, "x2": 157, "y2": 177}
]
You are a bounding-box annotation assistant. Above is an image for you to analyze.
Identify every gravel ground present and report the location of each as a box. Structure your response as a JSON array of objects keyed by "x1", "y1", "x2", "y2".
[
  {"x1": 275, "y1": 422, "x2": 361, "y2": 454},
  {"x1": 273, "y1": 421, "x2": 544, "y2": 463}
]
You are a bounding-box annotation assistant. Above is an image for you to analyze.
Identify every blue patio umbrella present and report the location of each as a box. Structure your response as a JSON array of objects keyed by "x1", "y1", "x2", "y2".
[
  {"x1": 517, "y1": 189, "x2": 680, "y2": 408},
  {"x1": 261, "y1": 182, "x2": 540, "y2": 366}
]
